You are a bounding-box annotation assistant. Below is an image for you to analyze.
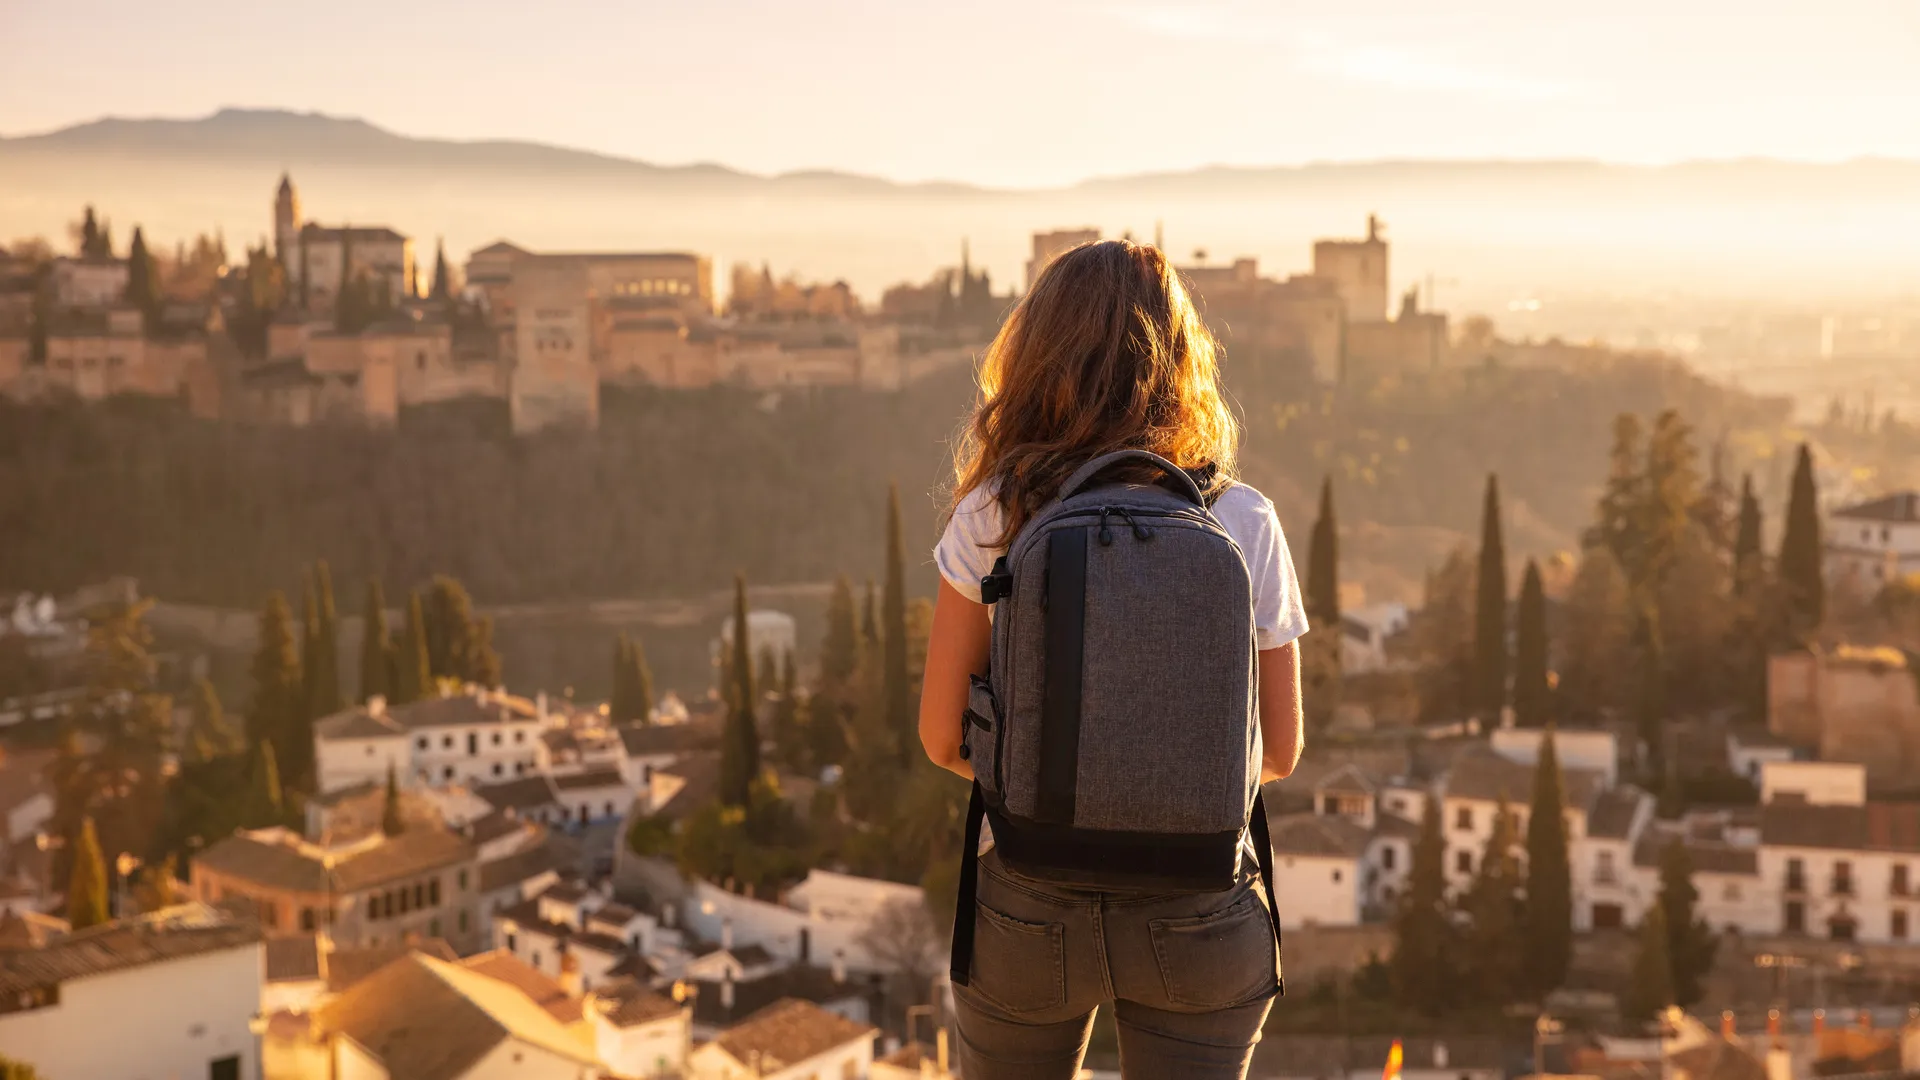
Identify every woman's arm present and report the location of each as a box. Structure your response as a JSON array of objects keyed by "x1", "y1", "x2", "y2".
[
  {"x1": 1258, "y1": 641, "x2": 1304, "y2": 783},
  {"x1": 920, "y1": 577, "x2": 990, "y2": 780}
]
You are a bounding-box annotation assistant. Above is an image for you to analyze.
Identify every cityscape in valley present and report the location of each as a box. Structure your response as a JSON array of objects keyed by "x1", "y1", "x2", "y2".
[{"x1": 8, "y1": 15, "x2": 1920, "y2": 1079}]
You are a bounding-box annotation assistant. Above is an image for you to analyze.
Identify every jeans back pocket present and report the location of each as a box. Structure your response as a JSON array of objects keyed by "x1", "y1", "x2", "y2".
[
  {"x1": 968, "y1": 901, "x2": 1066, "y2": 1015},
  {"x1": 1148, "y1": 891, "x2": 1279, "y2": 1010}
]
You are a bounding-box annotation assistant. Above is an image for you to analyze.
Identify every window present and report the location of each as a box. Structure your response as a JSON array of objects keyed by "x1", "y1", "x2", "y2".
[
  {"x1": 515, "y1": 731, "x2": 525, "y2": 744},
  {"x1": 1785, "y1": 900, "x2": 1805, "y2": 934},
  {"x1": 417, "y1": 737, "x2": 429, "y2": 750},
  {"x1": 1786, "y1": 858, "x2": 1806, "y2": 892},
  {"x1": 1895, "y1": 910, "x2": 1910, "y2": 940},
  {"x1": 1454, "y1": 806, "x2": 1473, "y2": 831},
  {"x1": 493, "y1": 732, "x2": 502, "y2": 746},
  {"x1": 1332, "y1": 868, "x2": 1343, "y2": 883},
  {"x1": 1833, "y1": 861, "x2": 1854, "y2": 896},
  {"x1": 429, "y1": 879, "x2": 441, "y2": 906},
  {"x1": 1895, "y1": 865, "x2": 1910, "y2": 896},
  {"x1": 365, "y1": 745, "x2": 374, "y2": 756},
  {"x1": 605, "y1": 801, "x2": 616, "y2": 817},
  {"x1": 443, "y1": 735, "x2": 453, "y2": 749},
  {"x1": 532, "y1": 950, "x2": 542, "y2": 967},
  {"x1": 1381, "y1": 846, "x2": 1397, "y2": 871},
  {"x1": 459, "y1": 910, "x2": 470, "y2": 933},
  {"x1": 209, "y1": 1055, "x2": 241, "y2": 1080},
  {"x1": 1596, "y1": 851, "x2": 1618, "y2": 885},
  {"x1": 1723, "y1": 882, "x2": 1743, "y2": 902},
  {"x1": 443, "y1": 766, "x2": 455, "y2": 780},
  {"x1": 468, "y1": 733, "x2": 478, "y2": 756},
  {"x1": 507, "y1": 932, "x2": 518, "y2": 952},
  {"x1": 515, "y1": 762, "x2": 526, "y2": 776},
  {"x1": 414, "y1": 883, "x2": 427, "y2": 908},
  {"x1": 458, "y1": 869, "x2": 469, "y2": 890},
  {"x1": 1455, "y1": 850, "x2": 1473, "y2": 875},
  {"x1": 492, "y1": 763, "x2": 503, "y2": 777},
  {"x1": 299, "y1": 908, "x2": 316, "y2": 931}
]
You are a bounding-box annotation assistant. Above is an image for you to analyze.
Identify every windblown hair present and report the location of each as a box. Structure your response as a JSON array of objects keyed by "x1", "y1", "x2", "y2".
[{"x1": 951, "y1": 239, "x2": 1239, "y2": 544}]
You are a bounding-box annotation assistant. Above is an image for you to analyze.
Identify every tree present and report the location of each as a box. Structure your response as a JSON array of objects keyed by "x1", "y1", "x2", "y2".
[
  {"x1": 469, "y1": 615, "x2": 502, "y2": 689},
  {"x1": 719, "y1": 574, "x2": 760, "y2": 807},
  {"x1": 393, "y1": 590, "x2": 432, "y2": 704},
  {"x1": 308, "y1": 561, "x2": 344, "y2": 720},
  {"x1": 422, "y1": 576, "x2": 499, "y2": 686},
  {"x1": 78, "y1": 205, "x2": 102, "y2": 256},
  {"x1": 1733, "y1": 474, "x2": 1765, "y2": 595},
  {"x1": 1623, "y1": 902, "x2": 1675, "y2": 1024},
  {"x1": 1303, "y1": 476, "x2": 1343, "y2": 728},
  {"x1": 860, "y1": 897, "x2": 946, "y2": 1006},
  {"x1": 1513, "y1": 559, "x2": 1551, "y2": 728},
  {"x1": 381, "y1": 763, "x2": 404, "y2": 837},
  {"x1": 0, "y1": 1055, "x2": 45, "y2": 1080},
  {"x1": 124, "y1": 225, "x2": 160, "y2": 330},
  {"x1": 1632, "y1": 604, "x2": 1671, "y2": 798},
  {"x1": 298, "y1": 567, "x2": 321, "y2": 726},
  {"x1": 67, "y1": 816, "x2": 111, "y2": 930},
  {"x1": 1640, "y1": 410, "x2": 1700, "y2": 589},
  {"x1": 359, "y1": 579, "x2": 390, "y2": 704},
  {"x1": 822, "y1": 575, "x2": 859, "y2": 689},
  {"x1": 244, "y1": 740, "x2": 286, "y2": 828},
  {"x1": 131, "y1": 855, "x2": 183, "y2": 913},
  {"x1": 1522, "y1": 729, "x2": 1573, "y2": 996},
  {"x1": 882, "y1": 483, "x2": 914, "y2": 762},
  {"x1": 430, "y1": 238, "x2": 452, "y2": 302},
  {"x1": 1459, "y1": 799, "x2": 1524, "y2": 1005},
  {"x1": 1779, "y1": 443, "x2": 1824, "y2": 638},
  {"x1": 1558, "y1": 548, "x2": 1635, "y2": 721},
  {"x1": 1593, "y1": 413, "x2": 1647, "y2": 583},
  {"x1": 628, "y1": 636, "x2": 655, "y2": 724},
  {"x1": 1472, "y1": 474, "x2": 1509, "y2": 720},
  {"x1": 184, "y1": 677, "x2": 241, "y2": 763},
  {"x1": 248, "y1": 590, "x2": 302, "y2": 776},
  {"x1": 1390, "y1": 797, "x2": 1452, "y2": 1016},
  {"x1": 1657, "y1": 840, "x2": 1719, "y2": 1007},
  {"x1": 771, "y1": 652, "x2": 808, "y2": 774},
  {"x1": 611, "y1": 635, "x2": 636, "y2": 722},
  {"x1": 861, "y1": 578, "x2": 879, "y2": 651},
  {"x1": 1413, "y1": 547, "x2": 1477, "y2": 722}
]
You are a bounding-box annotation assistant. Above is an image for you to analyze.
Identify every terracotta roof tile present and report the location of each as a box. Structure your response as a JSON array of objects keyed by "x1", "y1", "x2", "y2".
[{"x1": 712, "y1": 998, "x2": 875, "y2": 1072}]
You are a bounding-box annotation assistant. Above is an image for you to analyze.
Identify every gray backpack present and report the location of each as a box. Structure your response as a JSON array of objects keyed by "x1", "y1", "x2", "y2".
[{"x1": 949, "y1": 449, "x2": 1282, "y2": 988}]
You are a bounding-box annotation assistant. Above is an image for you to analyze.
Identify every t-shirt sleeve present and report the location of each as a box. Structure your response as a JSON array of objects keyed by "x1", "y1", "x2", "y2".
[
  {"x1": 1236, "y1": 489, "x2": 1311, "y2": 652},
  {"x1": 932, "y1": 487, "x2": 1004, "y2": 604}
]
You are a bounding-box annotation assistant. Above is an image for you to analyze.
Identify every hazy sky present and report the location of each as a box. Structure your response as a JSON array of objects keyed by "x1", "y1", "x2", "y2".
[{"x1": 5, "y1": 1, "x2": 1920, "y2": 187}]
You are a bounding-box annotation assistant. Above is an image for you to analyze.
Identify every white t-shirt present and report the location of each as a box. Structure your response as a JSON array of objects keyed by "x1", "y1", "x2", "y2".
[{"x1": 933, "y1": 480, "x2": 1310, "y2": 652}]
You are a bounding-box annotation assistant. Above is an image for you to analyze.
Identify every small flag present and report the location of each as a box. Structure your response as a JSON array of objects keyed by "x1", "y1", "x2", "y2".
[{"x1": 1384, "y1": 1039, "x2": 1404, "y2": 1080}]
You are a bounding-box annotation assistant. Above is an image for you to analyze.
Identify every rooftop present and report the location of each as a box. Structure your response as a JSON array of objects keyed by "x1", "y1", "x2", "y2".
[
  {"x1": 0, "y1": 903, "x2": 259, "y2": 996},
  {"x1": 315, "y1": 686, "x2": 542, "y2": 740},
  {"x1": 193, "y1": 826, "x2": 475, "y2": 894},
  {"x1": 315, "y1": 953, "x2": 598, "y2": 1080},
  {"x1": 1832, "y1": 492, "x2": 1920, "y2": 524},
  {"x1": 474, "y1": 776, "x2": 560, "y2": 815},
  {"x1": 1268, "y1": 812, "x2": 1374, "y2": 859},
  {"x1": 616, "y1": 718, "x2": 721, "y2": 758},
  {"x1": 710, "y1": 998, "x2": 876, "y2": 1073},
  {"x1": 589, "y1": 977, "x2": 685, "y2": 1028},
  {"x1": 1589, "y1": 787, "x2": 1649, "y2": 841},
  {"x1": 476, "y1": 832, "x2": 578, "y2": 894},
  {"x1": 459, "y1": 949, "x2": 583, "y2": 1024},
  {"x1": 553, "y1": 765, "x2": 626, "y2": 791},
  {"x1": 1444, "y1": 745, "x2": 1604, "y2": 810}
]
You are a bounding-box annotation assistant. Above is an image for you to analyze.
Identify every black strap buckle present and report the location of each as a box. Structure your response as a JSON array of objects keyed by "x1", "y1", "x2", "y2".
[{"x1": 979, "y1": 555, "x2": 1013, "y2": 605}]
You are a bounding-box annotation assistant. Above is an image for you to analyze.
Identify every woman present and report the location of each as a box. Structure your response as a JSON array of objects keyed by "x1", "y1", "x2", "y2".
[{"x1": 919, "y1": 238, "x2": 1309, "y2": 1079}]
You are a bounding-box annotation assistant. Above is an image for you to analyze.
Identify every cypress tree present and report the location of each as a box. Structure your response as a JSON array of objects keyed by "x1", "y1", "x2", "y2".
[
  {"x1": 298, "y1": 568, "x2": 320, "y2": 722},
  {"x1": 310, "y1": 561, "x2": 343, "y2": 719},
  {"x1": 1522, "y1": 728, "x2": 1573, "y2": 995},
  {"x1": 67, "y1": 816, "x2": 110, "y2": 930},
  {"x1": 822, "y1": 575, "x2": 859, "y2": 688},
  {"x1": 1593, "y1": 413, "x2": 1647, "y2": 576},
  {"x1": 124, "y1": 226, "x2": 159, "y2": 331},
  {"x1": 430, "y1": 238, "x2": 451, "y2": 302},
  {"x1": 381, "y1": 763, "x2": 403, "y2": 837},
  {"x1": 1733, "y1": 474, "x2": 1764, "y2": 594},
  {"x1": 882, "y1": 482, "x2": 913, "y2": 761},
  {"x1": 611, "y1": 635, "x2": 635, "y2": 722},
  {"x1": 1624, "y1": 902, "x2": 1675, "y2": 1024},
  {"x1": 1390, "y1": 797, "x2": 1452, "y2": 1016},
  {"x1": 1658, "y1": 840, "x2": 1719, "y2": 1007},
  {"x1": 1459, "y1": 799, "x2": 1524, "y2": 1005},
  {"x1": 244, "y1": 740, "x2": 285, "y2": 828},
  {"x1": 772, "y1": 651, "x2": 807, "y2": 773},
  {"x1": 1306, "y1": 476, "x2": 1341, "y2": 628},
  {"x1": 358, "y1": 579, "x2": 390, "y2": 704},
  {"x1": 79, "y1": 205, "x2": 101, "y2": 256},
  {"x1": 249, "y1": 591, "x2": 302, "y2": 771},
  {"x1": 629, "y1": 637, "x2": 655, "y2": 724},
  {"x1": 1642, "y1": 410, "x2": 1700, "y2": 588},
  {"x1": 719, "y1": 574, "x2": 759, "y2": 807},
  {"x1": 1778, "y1": 443, "x2": 1824, "y2": 637},
  {"x1": 758, "y1": 646, "x2": 779, "y2": 704},
  {"x1": 469, "y1": 615, "x2": 502, "y2": 689},
  {"x1": 1633, "y1": 603, "x2": 1671, "y2": 799},
  {"x1": 861, "y1": 578, "x2": 879, "y2": 651},
  {"x1": 1512, "y1": 559, "x2": 1551, "y2": 728},
  {"x1": 394, "y1": 590, "x2": 432, "y2": 704},
  {"x1": 1472, "y1": 473, "x2": 1509, "y2": 720}
]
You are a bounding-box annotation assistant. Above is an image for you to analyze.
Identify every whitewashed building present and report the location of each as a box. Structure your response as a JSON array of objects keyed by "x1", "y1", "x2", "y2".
[
  {"x1": 687, "y1": 997, "x2": 876, "y2": 1080},
  {"x1": 0, "y1": 903, "x2": 263, "y2": 1080},
  {"x1": 314, "y1": 685, "x2": 550, "y2": 794},
  {"x1": 1825, "y1": 491, "x2": 1920, "y2": 589}
]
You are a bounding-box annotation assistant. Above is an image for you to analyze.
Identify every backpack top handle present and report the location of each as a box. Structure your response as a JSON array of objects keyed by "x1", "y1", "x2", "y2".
[{"x1": 1057, "y1": 449, "x2": 1207, "y2": 506}]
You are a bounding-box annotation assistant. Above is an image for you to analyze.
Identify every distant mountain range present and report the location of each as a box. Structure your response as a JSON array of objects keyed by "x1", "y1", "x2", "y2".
[{"x1": 9, "y1": 107, "x2": 1920, "y2": 200}]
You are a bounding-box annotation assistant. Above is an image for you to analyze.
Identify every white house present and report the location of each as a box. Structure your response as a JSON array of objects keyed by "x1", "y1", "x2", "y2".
[
  {"x1": 1577, "y1": 786, "x2": 1654, "y2": 931},
  {"x1": 586, "y1": 978, "x2": 693, "y2": 1079},
  {"x1": 1825, "y1": 491, "x2": 1920, "y2": 589},
  {"x1": 1339, "y1": 602, "x2": 1411, "y2": 674},
  {"x1": 0, "y1": 903, "x2": 263, "y2": 1080},
  {"x1": 687, "y1": 997, "x2": 876, "y2": 1080},
  {"x1": 1761, "y1": 759, "x2": 1867, "y2": 807},
  {"x1": 1439, "y1": 743, "x2": 1605, "y2": 895},
  {"x1": 553, "y1": 765, "x2": 635, "y2": 828},
  {"x1": 313, "y1": 685, "x2": 549, "y2": 795},
  {"x1": 714, "y1": 610, "x2": 799, "y2": 679},
  {"x1": 1269, "y1": 813, "x2": 1368, "y2": 927}
]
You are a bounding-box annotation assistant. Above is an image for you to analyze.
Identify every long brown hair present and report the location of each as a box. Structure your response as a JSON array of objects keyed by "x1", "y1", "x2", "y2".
[{"x1": 951, "y1": 239, "x2": 1238, "y2": 543}]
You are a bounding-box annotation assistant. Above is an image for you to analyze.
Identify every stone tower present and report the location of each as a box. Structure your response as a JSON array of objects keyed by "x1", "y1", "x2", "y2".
[{"x1": 274, "y1": 173, "x2": 301, "y2": 262}]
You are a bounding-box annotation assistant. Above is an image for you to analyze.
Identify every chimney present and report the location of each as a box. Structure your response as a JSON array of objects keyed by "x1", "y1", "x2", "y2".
[
  {"x1": 1722, "y1": 1012, "x2": 1737, "y2": 1039},
  {"x1": 721, "y1": 917, "x2": 733, "y2": 950},
  {"x1": 558, "y1": 950, "x2": 581, "y2": 997},
  {"x1": 720, "y1": 972, "x2": 735, "y2": 1011},
  {"x1": 831, "y1": 948, "x2": 847, "y2": 985},
  {"x1": 1768, "y1": 1009, "x2": 1782, "y2": 1047},
  {"x1": 1814, "y1": 1010, "x2": 1827, "y2": 1037},
  {"x1": 368, "y1": 695, "x2": 386, "y2": 718}
]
